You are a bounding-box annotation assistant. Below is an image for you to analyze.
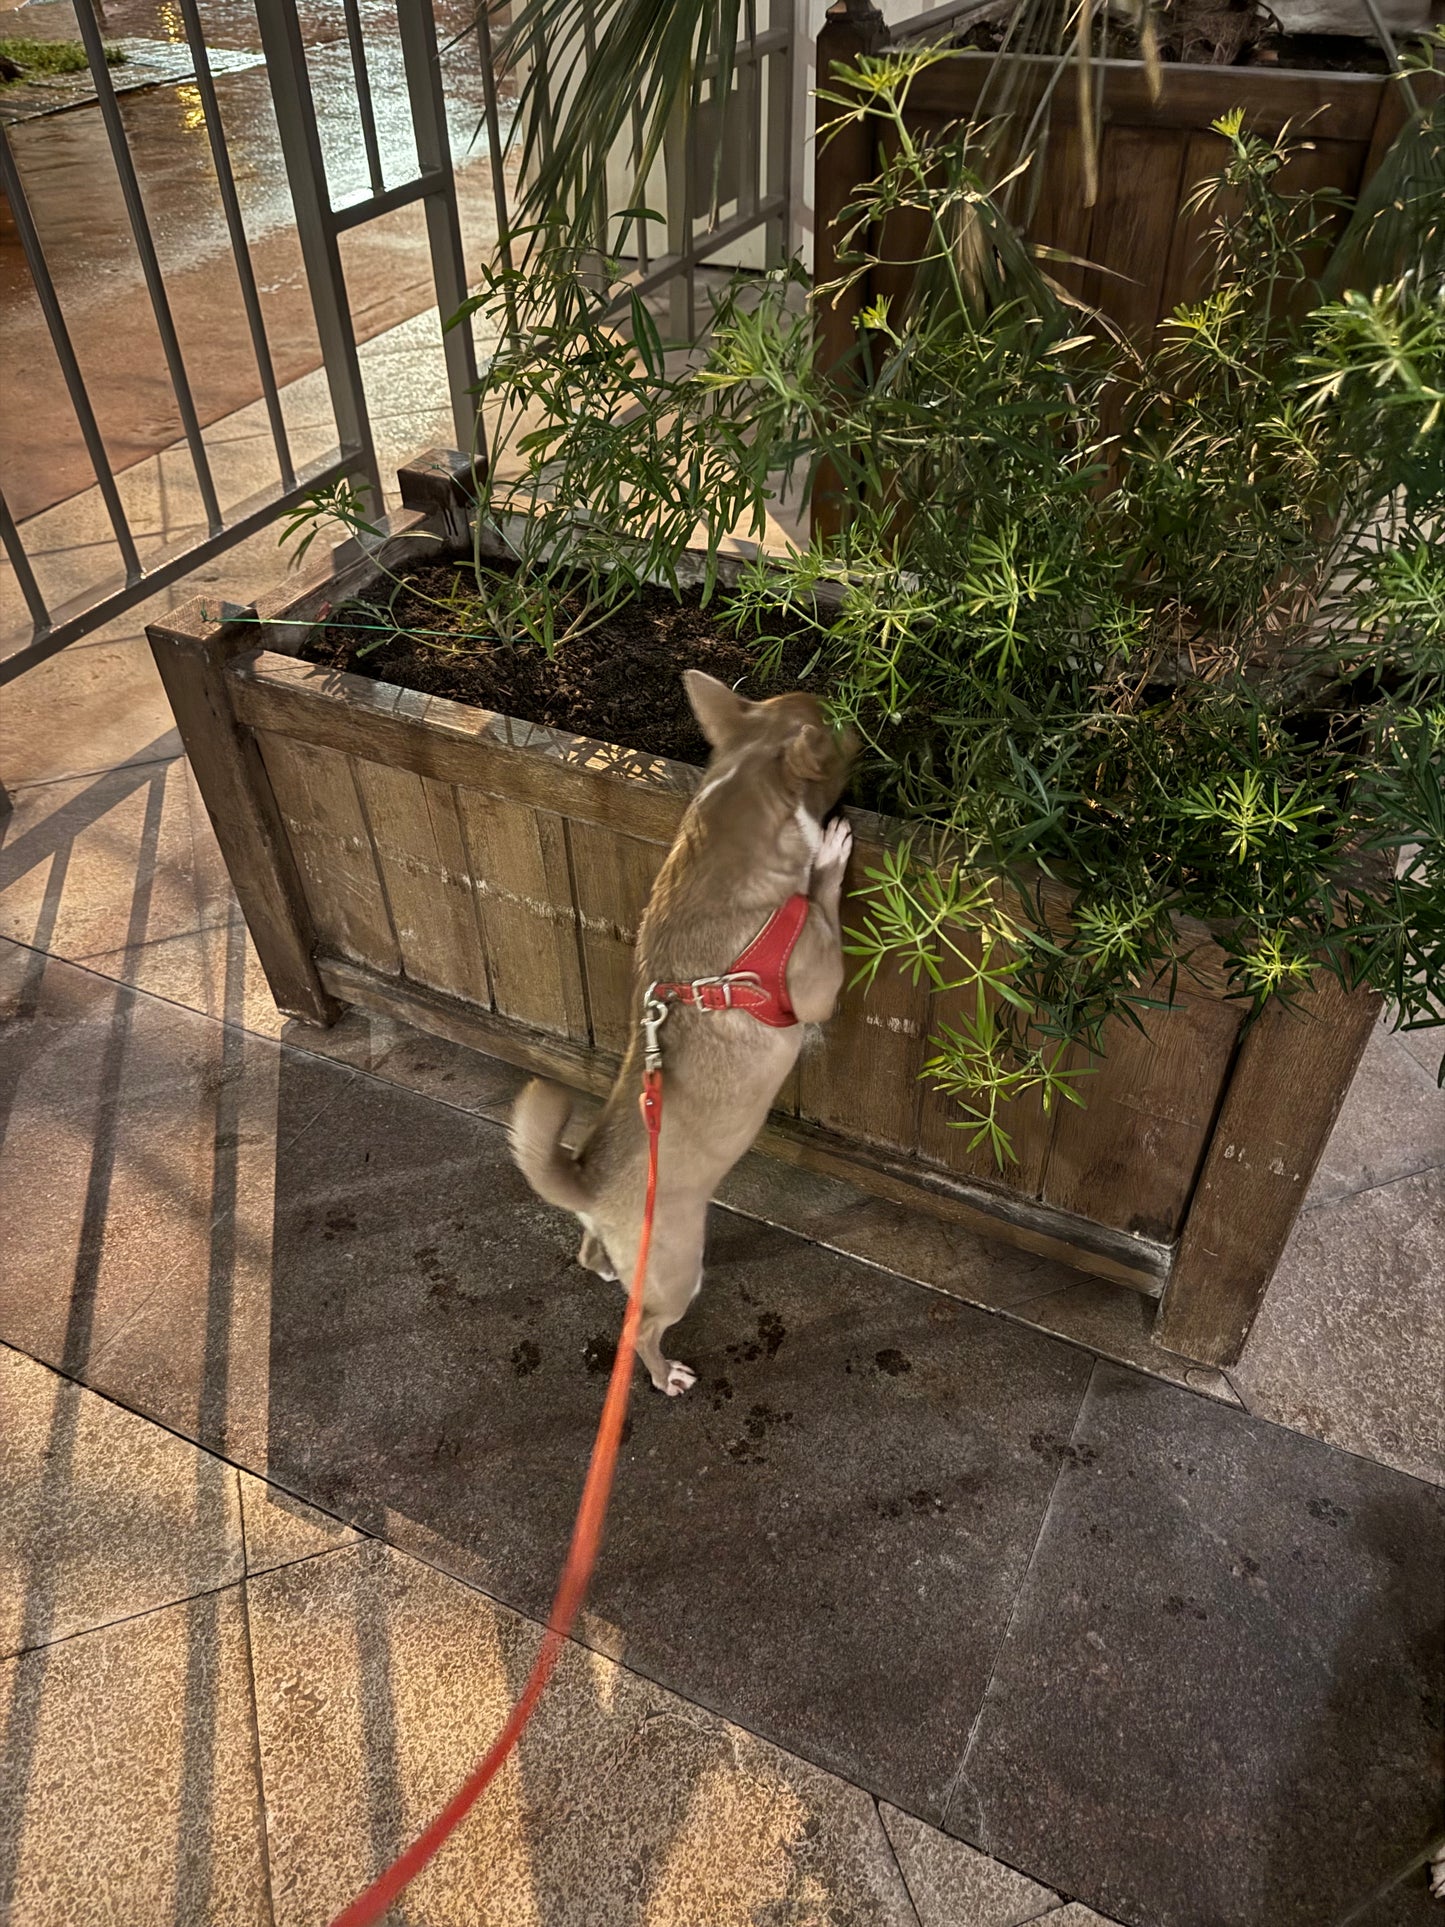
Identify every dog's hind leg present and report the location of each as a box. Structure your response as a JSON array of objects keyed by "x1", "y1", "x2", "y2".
[
  {"x1": 631, "y1": 1206, "x2": 706, "y2": 1397},
  {"x1": 577, "y1": 1221, "x2": 617, "y2": 1281}
]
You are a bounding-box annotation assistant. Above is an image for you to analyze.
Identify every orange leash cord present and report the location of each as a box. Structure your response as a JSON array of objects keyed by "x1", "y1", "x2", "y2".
[{"x1": 330, "y1": 1068, "x2": 664, "y2": 1927}]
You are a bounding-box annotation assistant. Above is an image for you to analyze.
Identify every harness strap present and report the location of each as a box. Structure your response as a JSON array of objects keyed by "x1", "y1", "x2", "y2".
[{"x1": 649, "y1": 893, "x2": 811, "y2": 1029}]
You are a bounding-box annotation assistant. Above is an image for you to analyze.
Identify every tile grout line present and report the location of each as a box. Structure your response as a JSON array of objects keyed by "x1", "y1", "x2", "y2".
[
  {"x1": 937, "y1": 1356, "x2": 1102, "y2": 1852},
  {"x1": 872, "y1": 1799, "x2": 927, "y2": 1927},
  {"x1": 236, "y1": 1567, "x2": 280, "y2": 1927},
  {"x1": 1301, "y1": 1156, "x2": 1445, "y2": 1216},
  {"x1": 0, "y1": 1574, "x2": 249, "y2": 1666}
]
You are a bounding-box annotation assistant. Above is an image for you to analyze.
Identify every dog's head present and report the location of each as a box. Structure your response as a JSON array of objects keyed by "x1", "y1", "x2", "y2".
[{"x1": 683, "y1": 670, "x2": 856, "y2": 817}]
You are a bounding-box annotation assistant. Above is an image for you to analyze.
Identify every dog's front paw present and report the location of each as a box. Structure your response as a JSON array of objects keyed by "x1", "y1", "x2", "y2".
[
  {"x1": 662, "y1": 1361, "x2": 697, "y2": 1398},
  {"x1": 815, "y1": 815, "x2": 852, "y2": 878}
]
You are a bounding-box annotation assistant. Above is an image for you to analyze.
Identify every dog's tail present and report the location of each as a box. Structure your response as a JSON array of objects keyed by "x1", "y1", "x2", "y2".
[{"x1": 509, "y1": 1078, "x2": 591, "y2": 1213}]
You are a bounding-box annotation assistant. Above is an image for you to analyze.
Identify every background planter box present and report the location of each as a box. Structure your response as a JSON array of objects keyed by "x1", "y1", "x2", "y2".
[
  {"x1": 148, "y1": 449, "x2": 1379, "y2": 1368},
  {"x1": 814, "y1": 23, "x2": 1414, "y2": 347}
]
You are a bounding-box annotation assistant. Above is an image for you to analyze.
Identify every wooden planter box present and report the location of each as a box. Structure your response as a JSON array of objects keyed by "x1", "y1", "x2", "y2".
[
  {"x1": 811, "y1": 14, "x2": 1429, "y2": 537},
  {"x1": 148, "y1": 449, "x2": 1379, "y2": 1368}
]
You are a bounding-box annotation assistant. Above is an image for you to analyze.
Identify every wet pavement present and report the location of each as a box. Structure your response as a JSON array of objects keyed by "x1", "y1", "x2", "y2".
[{"x1": 1, "y1": 0, "x2": 513, "y2": 519}]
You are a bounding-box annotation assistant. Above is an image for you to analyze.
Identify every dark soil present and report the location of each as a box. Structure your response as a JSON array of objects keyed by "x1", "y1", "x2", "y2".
[{"x1": 296, "y1": 561, "x2": 823, "y2": 766}]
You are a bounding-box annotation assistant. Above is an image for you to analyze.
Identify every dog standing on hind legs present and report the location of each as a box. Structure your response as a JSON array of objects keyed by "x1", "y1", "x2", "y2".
[{"x1": 509, "y1": 669, "x2": 857, "y2": 1396}]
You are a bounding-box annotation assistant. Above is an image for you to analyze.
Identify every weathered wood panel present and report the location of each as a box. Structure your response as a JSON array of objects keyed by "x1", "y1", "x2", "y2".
[
  {"x1": 145, "y1": 626, "x2": 337, "y2": 1024},
  {"x1": 1155, "y1": 973, "x2": 1381, "y2": 1364},
  {"x1": 568, "y1": 819, "x2": 669, "y2": 1054},
  {"x1": 454, "y1": 787, "x2": 589, "y2": 1041},
  {"x1": 349, "y1": 760, "x2": 490, "y2": 1006},
  {"x1": 799, "y1": 841, "x2": 931, "y2": 1149},
  {"x1": 1040, "y1": 995, "x2": 1245, "y2": 1240},
  {"x1": 1079, "y1": 123, "x2": 1188, "y2": 346},
  {"x1": 256, "y1": 732, "x2": 400, "y2": 975}
]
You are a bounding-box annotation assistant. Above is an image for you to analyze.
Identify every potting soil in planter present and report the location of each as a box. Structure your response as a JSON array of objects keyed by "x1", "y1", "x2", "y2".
[{"x1": 297, "y1": 562, "x2": 820, "y2": 765}]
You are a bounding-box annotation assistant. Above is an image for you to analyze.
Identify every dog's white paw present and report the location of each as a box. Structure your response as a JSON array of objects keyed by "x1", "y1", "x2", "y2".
[
  {"x1": 816, "y1": 815, "x2": 852, "y2": 876},
  {"x1": 1429, "y1": 1840, "x2": 1445, "y2": 1899},
  {"x1": 663, "y1": 1361, "x2": 697, "y2": 1398}
]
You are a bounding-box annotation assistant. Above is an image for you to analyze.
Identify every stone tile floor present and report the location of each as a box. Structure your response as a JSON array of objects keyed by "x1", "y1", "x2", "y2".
[{"x1": 2, "y1": 346, "x2": 1444, "y2": 1926}]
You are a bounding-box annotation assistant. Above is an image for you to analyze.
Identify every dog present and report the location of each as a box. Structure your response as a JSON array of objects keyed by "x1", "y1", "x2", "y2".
[{"x1": 510, "y1": 669, "x2": 856, "y2": 1395}]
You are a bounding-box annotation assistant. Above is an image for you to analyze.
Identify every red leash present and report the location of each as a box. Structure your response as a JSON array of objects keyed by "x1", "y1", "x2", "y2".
[{"x1": 330, "y1": 1069, "x2": 665, "y2": 1927}]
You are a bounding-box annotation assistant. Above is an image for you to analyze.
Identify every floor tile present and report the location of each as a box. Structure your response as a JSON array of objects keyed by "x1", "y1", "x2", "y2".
[
  {"x1": 1011, "y1": 1277, "x2": 1240, "y2": 1406},
  {"x1": 76, "y1": 911, "x2": 289, "y2": 1040},
  {"x1": 238, "y1": 1470, "x2": 359, "y2": 1575},
  {"x1": 0, "y1": 756, "x2": 232, "y2": 962},
  {"x1": 720, "y1": 1149, "x2": 1085, "y2": 1313},
  {"x1": 0, "y1": 633, "x2": 181, "y2": 789},
  {"x1": 1306, "y1": 1022, "x2": 1445, "y2": 1208},
  {"x1": 1232, "y1": 1165, "x2": 1445, "y2": 1485},
  {"x1": 952, "y1": 1363, "x2": 1445, "y2": 1927},
  {"x1": 247, "y1": 1538, "x2": 921, "y2": 1927},
  {"x1": 881, "y1": 1801, "x2": 1061, "y2": 1924},
  {"x1": 0, "y1": 1346, "x2": 242, "y2": 1658},
  {"x1": 0, "y1": 1588, "x2": 270, "y2": 1925},
  {"x1": 0, "y1": 948, "x2": 344, "y2": 1446},
  {"x1": 1396, "y1": 1021, "x2": 1444, "y2": 1085},
  {"x1": 229, "y1": 1071, "x2": 1097, "y2": 1821}
]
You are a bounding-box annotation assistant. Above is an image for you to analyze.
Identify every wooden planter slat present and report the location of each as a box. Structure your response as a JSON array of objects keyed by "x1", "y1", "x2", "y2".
[
  {"x1": 1077, "y1": 123, "x2": 1189, "y2": 344},
  {"x1": 1039, "y1": 996, "x2": 1245, "y2": 1241},
  {"x1": 150, "y1": 452, "x2": 1386, "y2": 1366},
  {"x1": 1156, "y1": 969, "x2": 1379, "y2": 1357},
  {"x1": 350, "y1": 762, "x2": 491, "y2": 1008},
  {"x1": 231, "y1": 652, "x2": 697, "y2": 846},
  {"x1": 902, "y1": 54, "x2": 1387, "y2": 138},
  {"x1": 456, "y1": 787, "x2": 590, "y2": 1042},
  {"x1": 258, "y1": 733, "x2": 402, "y2": 976},
  {"x1": 147, "y1": 626, "x2": 337, "y2": 1026},
  {"x1": 914, "y1": 994, "x2": 1055, "y2": 1198},
  {"x1": 567, "y1": 820, "x2": 670, "y2": 1056}
]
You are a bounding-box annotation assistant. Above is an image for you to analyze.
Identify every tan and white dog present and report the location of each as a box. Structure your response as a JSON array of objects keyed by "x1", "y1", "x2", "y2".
[{"x1": 510, "y1": 669, "x2": 856, "y2": 1396}]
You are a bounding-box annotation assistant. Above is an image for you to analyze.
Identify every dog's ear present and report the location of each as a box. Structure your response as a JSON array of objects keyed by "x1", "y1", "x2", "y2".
[
  {"x1": 785, "y1": 722, "x2": 836, "y2": 785},
  {"x1": 683, "y1": 669, "x2": 753, "y2": 749}
]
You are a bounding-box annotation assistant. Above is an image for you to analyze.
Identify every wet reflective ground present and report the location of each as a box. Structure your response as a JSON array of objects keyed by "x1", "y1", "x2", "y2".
[{"x1": 1, "y1": 0, "x2": 513, "y2": 519}]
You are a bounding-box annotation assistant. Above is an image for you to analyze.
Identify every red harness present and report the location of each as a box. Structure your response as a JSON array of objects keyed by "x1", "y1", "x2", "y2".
[{"x1": 646, "y1": 893, "x2": 811, "y2": 1032}]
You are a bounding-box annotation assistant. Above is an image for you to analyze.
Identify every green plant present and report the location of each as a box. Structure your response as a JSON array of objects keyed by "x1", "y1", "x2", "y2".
[
  {"x1": 715, "y1": 53, "x2": 1445, "y2": 1152},
  {"x1": 279, "y1": 241, "x2": 813, "y2": 659},
  {"x1": 0, "y1": 37, "x2": 126, "y2": 82}
]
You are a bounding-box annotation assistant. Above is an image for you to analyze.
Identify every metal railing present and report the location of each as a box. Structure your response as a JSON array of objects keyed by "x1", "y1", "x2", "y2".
[{"x1": 0, "y1": 0, "x2": 796, "y2": 695}]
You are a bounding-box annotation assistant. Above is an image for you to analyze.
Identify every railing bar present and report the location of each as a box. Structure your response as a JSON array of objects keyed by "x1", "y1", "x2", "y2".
[
  {"x1": 0, "y1": 454, "x2": 355, "y2": 686},
  {"x1": 341, "y1": 0, "x2": 387, "y2": 198},
  {"x1": 738, "y1": 1, "x2": 759, "y2": 222},
  {"x1": 0, "y1": 487, "x2": 53, "y2": 638},
  {"x1": 72, "y1": 0, "x2": 224, "y2": 536},
  {"x1": 631, "y1": 97, "x2": 650, "y2": 272},
  {"x1": 173, "y1": 0, "x2": 295, "y2": 491},
  {"x1": 395, "y1": 0, "x2": 481, "y2": 459},
  {"x1": 622, "y1": 193, "x2": 787, "y2": 310},
  {"x1": 331, "y1": 170, "x2": 450, "y2": 230},
  {"x1": 766, "y1": 32, "x2": 791, "y2": 262},
  {"x1": 0, "y1": 124, "x2": 144, "y2": 582},
  {"x1": 252, "y1": 0, "x2": 381, "y2": 507},
  {"x1": 474, "y1": 2, "x2": 515, "y2": 274}
]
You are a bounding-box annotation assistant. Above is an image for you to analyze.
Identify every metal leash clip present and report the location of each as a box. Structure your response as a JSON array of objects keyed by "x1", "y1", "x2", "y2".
[{"x1": 641, "y1": 986, "x2": 671, "y2": 1073}]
